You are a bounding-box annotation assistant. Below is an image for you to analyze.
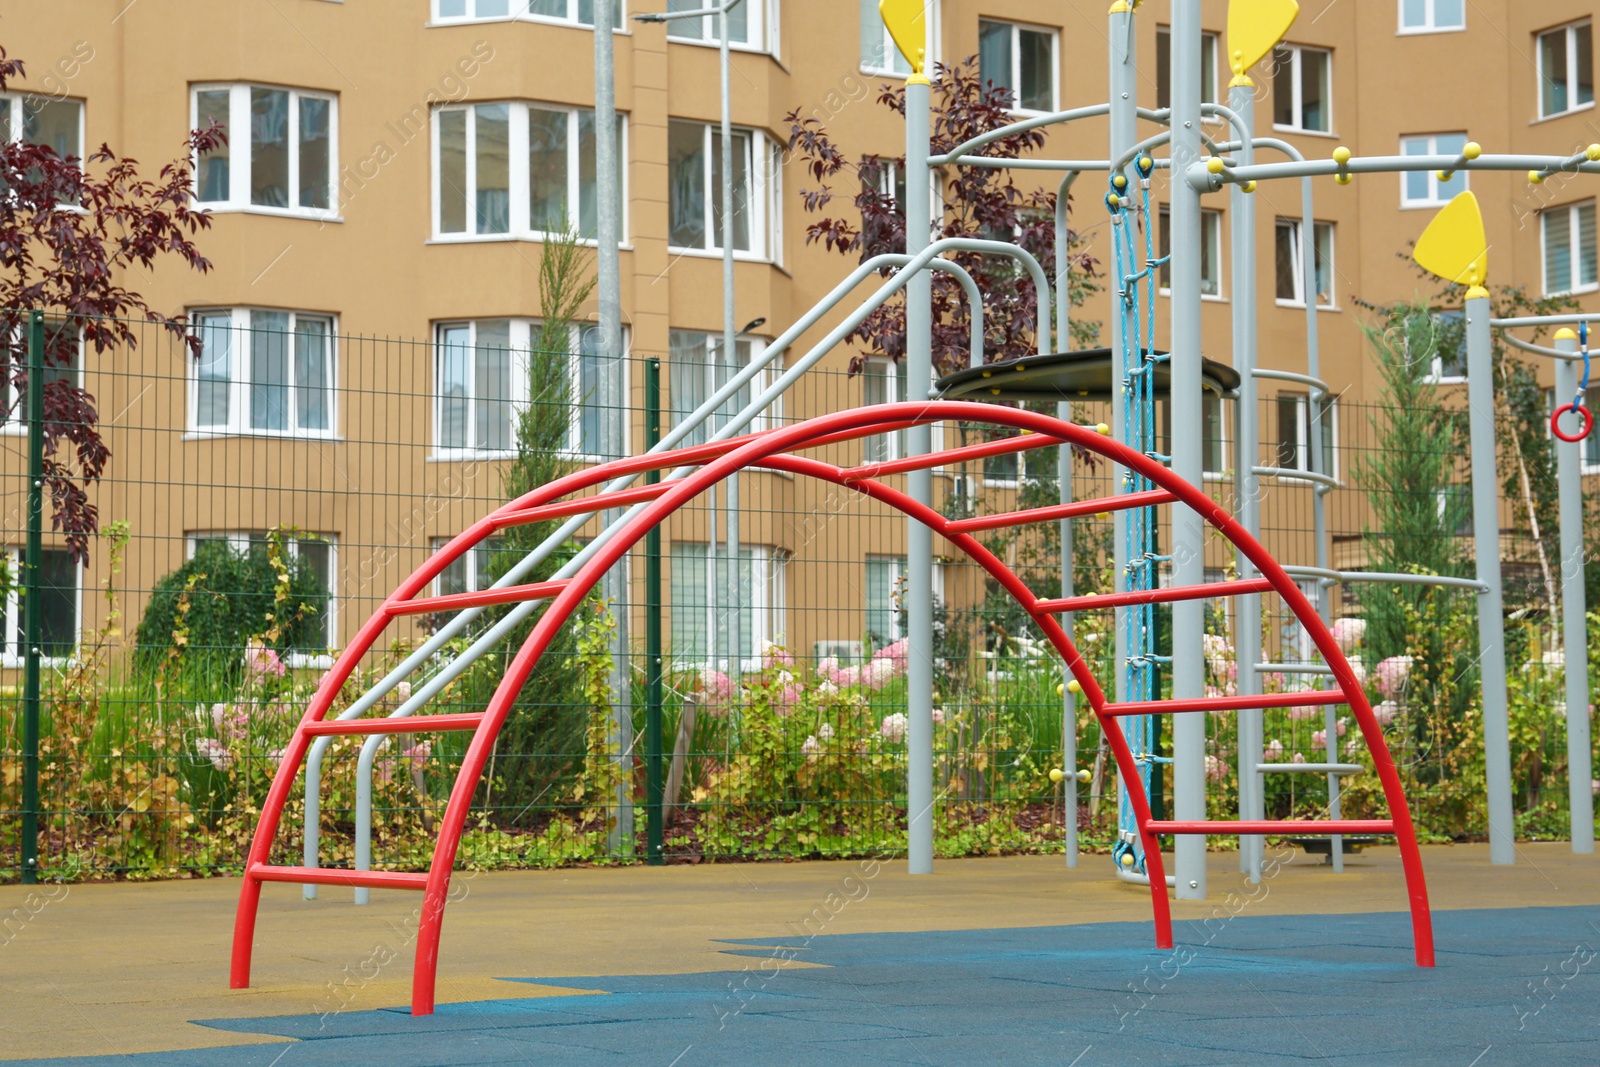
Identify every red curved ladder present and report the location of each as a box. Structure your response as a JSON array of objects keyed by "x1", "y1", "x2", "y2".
[{"x1": 229, "y1": 401, "x2": 1433, "y2": 1016}]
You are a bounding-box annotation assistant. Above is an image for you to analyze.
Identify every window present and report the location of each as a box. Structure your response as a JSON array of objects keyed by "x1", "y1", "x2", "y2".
[
  {"x1": 1538, "y1": 20, "x2": 1593, "y2": 118},
  {"x1": 1425, "y1": 309, "x2": 1468, "y2": 383},
  {"x1": 1542, "y1": 200, "x2": 1599, "y2": 295},
  {"x1": 1271, "y1": 44, "x2": 1331, "y2": 133},
  {"x1": 669, "y1": 542, "x2": 785, "y2": 669},
  {"x1": 0, "y1": 548, "x2": 79, "y2": 666},
  {"x1": 864, "y1": 555, "x2": 943, "y2": 649},
  {"x1": 434, "y1": 318, "x2": 621, "y2": 458},
  {"x1": 431, "y1": 0, "x2": 623, "y2": 28},
  {"x1": 0, "y1": 95, "x2": 83, "y2": 159},
  {"x1": 431, "y1": 535, "x2": 517, "y2": 595},
  {"x1": 1158, "y1": 205, "x2": 1224, "y2": 297},
  {"x1": 1156, "y1": 27, "x2": 1218, "y2": 109},
  {"x1": 978, "y1": 19, "x2": 1057, "y2": 113},
  {"x1": 1274, "y1": 219, "x2": 1335, "y2": 307},
  {"x1": 0, "y1": 320, "x2": 79, "y2": 435},
  {"x1": 1275, "y1": 393, "x2": 1337, "y2": 480},
  {"x1": 861, "y1": 357, "x2": 907, "y2": 462},
  {"x1": 189, "y1": 310, "x2": 335, "y2": 437},
  {"x1": 983, "y1": 438, "x2": 1056, "y2": 487},
  {"x1": 1202, "y1": 392, "x2": 1227, "y2": 478},
  {"x1": 1399, "y1": 0, "x2": 1463, "y2": 33},
  {"x1": 186, "y1": 532, "x2": 336, "y2": 658},
  {"x1": 1399, "y1": 132, "x2": 1468, "y2": 206},
  {"x1": 668, "y1": 330, "x2": 781, "y2": 447},
  {"x1": 435, "y1": 102, "x2": 625, "y2": 240},
  {"x1": 667, "y1": 120, "x2": 779, "y2": 260},
  {"x1": 860, "y1": 0, "x2": 937, "y2": 76},
  {"x1": 666, "y1": 0, "x2": 770, "y2": 51},
  {"x1": 191, "y1": 85, "x2": 336, "y2": 216}
]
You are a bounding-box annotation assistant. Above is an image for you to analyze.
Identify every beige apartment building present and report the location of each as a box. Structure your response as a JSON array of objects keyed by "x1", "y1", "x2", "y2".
[{"x1": 1, "y1": 0, "x2": 1597, "y2": 673}]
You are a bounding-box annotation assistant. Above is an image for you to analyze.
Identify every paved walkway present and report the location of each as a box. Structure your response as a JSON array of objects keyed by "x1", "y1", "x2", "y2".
[{"x1": 1, "y1": 844, "x2": 1596, "y2": 1064}]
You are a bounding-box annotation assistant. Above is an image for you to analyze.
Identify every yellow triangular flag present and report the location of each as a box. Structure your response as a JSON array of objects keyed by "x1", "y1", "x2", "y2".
[
  {"x1": 1227, "y1": 0, "x2": 1300, "y2": 77},
  {"x1": 879, "y1": 0, "x2": 929, "y2": 75},
  {"x1": 1413, "y1": 191, "x2": 1489, "y2": 289}
]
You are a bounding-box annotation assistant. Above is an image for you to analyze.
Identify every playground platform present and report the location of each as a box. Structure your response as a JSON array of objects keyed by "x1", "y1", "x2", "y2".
[{"x1": 1, "y1": 844, "x2": 1595, "y2": 1065}]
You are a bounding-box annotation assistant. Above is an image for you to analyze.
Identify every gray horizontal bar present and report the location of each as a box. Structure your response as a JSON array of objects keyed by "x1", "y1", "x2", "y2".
[
  {"x1": 1252, "y1": 465, "x2": 1339, "y2": 489},
  {"x1": 1337, "y1": 571, "x2": 1489, "y2": 593},
  {"x1": 1254, "y1": 662, "x2": 1334, "y2": 675},
  {"x1": 1257, "y1": 763, "x2": 1363, "y2": 775},
  {"x1": 1252, "y1": 368, "x2": 1331, "y2": 393}
]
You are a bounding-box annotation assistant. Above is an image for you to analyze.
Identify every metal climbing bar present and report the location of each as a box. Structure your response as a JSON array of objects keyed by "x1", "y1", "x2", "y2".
[
  {"x1": 301, "y1": 714, "x2": 485, "y2": 737},
  {"x1": 944, "y1": 488, "x2": 1177, "y2": 534},
  {"x1": 1035, "y1": 576, "x2": 1275, "y2": 615},
  {"x1": 495, "y1": 483, "x2": 676, "y2": 528},
  {"x1": 1104, "y1": 689, "x2": 1345, "y2": 717},
  {"x1": 386, "y1": 580, "x2": 571, "y2": 617},
  {"x1": 250, "y1": 865, "x2": 429, "y2": 890},
  {"x1": 842, "y1": 431, "x2": 1063, "y2": 482}
]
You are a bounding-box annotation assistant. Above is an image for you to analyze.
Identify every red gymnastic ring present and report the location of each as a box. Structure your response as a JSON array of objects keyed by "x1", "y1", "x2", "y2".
[{"x1": 1551, "y1": 401, "x2": 1594, "y2": 443}]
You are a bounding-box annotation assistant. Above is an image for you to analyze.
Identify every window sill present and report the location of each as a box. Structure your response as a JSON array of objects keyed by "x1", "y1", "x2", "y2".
[
  {"x1": 1546, "y1": 284, "x2": 1600, "y2": 298},
  {"x1": 1, "y1": 655, "x2": 71, "y2": 670},
  {"x1": 1160, "y1": 288, "x2": 1228, "y2": 303},
  {"x1": 1396, "y1": 26, "x2": 1466, "y2": 36},
  {"x1": 196, "y1": 204, "x2": 343, "y2": 223},
  {"x1": 666, "y1": 36, "x2": 773, "y2": 57},
  {"x1": 1400, "y1": 200, "x2": 1459, "y2": 211},
  {"x1": 426, "y1": 16, "x2": 629, "y2": 33},
  {"x1": 1275, "y1": 300, "x2": 1340, "y2": 312},
  {"x1": 184, "y1": 431, "x2": 343, "y2": 442},
  {"x1": 666, "y1": 246, "x2": 775, "y2": 265},
  {"x1": 860, "y1": 65, "x2": 912, "y2": 80},
  {"x1": 1533, "y1": 100, "x2": 1597, "y2": 125},
  {"x1": 428, "y1": 234, "x2": 634, "y2": 250},
  {"x1": 1270, "y1": 124, "x2": 1337, "y2": 139}
]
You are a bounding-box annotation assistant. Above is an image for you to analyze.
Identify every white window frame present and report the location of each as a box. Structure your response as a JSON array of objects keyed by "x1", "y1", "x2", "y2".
[
  {"x1": 667, "y1": 330, "x2": 783, "y2": 445},
  {"x1": 430, "y1": 0, "x2": 624, "y2": 29},
  {"x1": 432, "y1": 101, "x2": 628, "y2": 244},
  {"x1": 0, "y1": 546, "x2": 80, "y2": 668},
  {"x1": 864, "y1": 554, "x2": 943, "y2": 647},
  {"x1": 1398, "y1": 0, "x2": 1464, "y2": 34},
  {"x1": 862, "y1": 356, "x2": 907, "y2": 462},
  {"x1": 0, "y1": 94, "x2": 85, "y2": 158},
  {"x1": 1271, "y1": 44, "x2": 1332, "y2": 134},
  {"x1": 1159, "y1": 205, "x2": 1225, "y2": 300},
  {"x1": 1277, "y1": 393, "x2": 1339, "y2": 482},
  {"x1": 1275, "y1": 218, "x2": 1336, "y2": 309},
  {"x1": 1541, "y1": 200, "x2": 1599, "y2": 296},
  {"x1": 859, "y1": 0, "x2": 939, "y2": 78},
  {"x1": 978, "y1": 18, "x2": 1060, "y2": 115},
  {"x1": 666, "y1": 119, "x2": 779, "y2": 262},
  {"x1": 0, "y1": 321, "x2": 81, "y2": 437},
  {"x1": 429, "y1": 534, "x2": 510, "y2": 596},
  {"x1": 189, "y1": 84, "x2": 339, "y2": 219},
  {"x1": 668, "y1": 542, "x2": 786, "y2": 672},
  {"x1": 185, "y1": 531, "x2": 337, "y2": 666},
  {"x1": 1537, "y1": 19, "x2": 1594, "y2": 119},
  {"x1": 185, "y1": 308, "x2": 338, "y2": 439},
  {"x1": 665, "y1": 0, "x2": 774, "y2": 54},
  {"x1": 1201, "y1": 391, "x2": 1229, "y2": 481},
  {"x1": 1155, "y1": 27, "x2": 1220, "y2": 111},
  {"x1": 1399, "y1": 132, "x2": 1468, "y2": 208},
  {"x1": 432, "y1": 317, "x2": 628, "y2": 461}
]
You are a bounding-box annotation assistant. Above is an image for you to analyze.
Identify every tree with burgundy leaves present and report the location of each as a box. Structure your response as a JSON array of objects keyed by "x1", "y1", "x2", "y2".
[
  {"x1": 0, "y1": 45, "x2": 219, "y2": 563},
  {"x1": 786, "y1": 57, "x2": 1100, "y2": 379}
]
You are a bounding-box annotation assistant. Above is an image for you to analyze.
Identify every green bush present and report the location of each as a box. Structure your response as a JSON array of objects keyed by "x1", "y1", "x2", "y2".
[{"x1": 134, "y1": 540, "x2": 328, "y2": 667}]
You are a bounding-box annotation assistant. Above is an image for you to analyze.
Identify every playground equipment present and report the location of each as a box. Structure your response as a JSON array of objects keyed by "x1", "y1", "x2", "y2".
[{"x1": 229, "y1": 0, "x2": 1598, "y2": 1013}]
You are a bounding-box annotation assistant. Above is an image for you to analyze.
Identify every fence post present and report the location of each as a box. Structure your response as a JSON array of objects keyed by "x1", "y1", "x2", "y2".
[
  {"x1": 20, "y1": 311, "x2": 45, "y2": 885},
  {"x1": 644, "y1": 358, "x2": 664, "y2": 866}
]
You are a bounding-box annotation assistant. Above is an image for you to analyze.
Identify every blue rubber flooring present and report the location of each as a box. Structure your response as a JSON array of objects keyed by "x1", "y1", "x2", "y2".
[{"x1": 21, "y1": 906, "x2": 1600, "y2": 1066}]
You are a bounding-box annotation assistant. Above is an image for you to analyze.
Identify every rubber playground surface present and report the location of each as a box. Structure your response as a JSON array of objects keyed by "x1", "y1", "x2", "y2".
[{"x1": 1, "y1": 844, "x2": 1596, "y2": 1065}]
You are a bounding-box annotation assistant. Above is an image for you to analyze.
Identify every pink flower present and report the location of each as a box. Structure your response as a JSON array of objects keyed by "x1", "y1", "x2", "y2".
[
  {"x1": 931, "y1": 707, "x2": 945, "y2": 725},
  {"x1": 195, "y1": 737, "x2": 233, "y2": 773},
  {"x1": 1330, "y1": 617, "x2": 1366, "y2": 654},
  {"x1": 396, "y1": 681, "x2": 412, "y2": 704},
  {"x1": 874, "y1": 638, "x2": 909, "y2": 670},
  {"x1": 1374, "y1": 655, "x2": 1413, "y2": 697},
  {"x1": 247, "y1": 641, "x2": 287, "y2": 678},
  {"x1": 818, "y1": 722, "x2": 835, "y2": 741},
  {"x1": 266, "y1": 746, "x2": 287, "y2": 764},
  {"x1": 401, "y1": 740, "x2": 432, "y2": 772},
  {"x1": 1372, "y1": 701, "x2": 1399, "y2": 726},
  {"x1": 879, "y1": 712, "x2": 908, "y2": 743},
  {"x1": 863, "y1": 658, "x2": 898, "y2": 690},
  {"x1": 818, "y1": 656, "x2": 839, "y2": 677},
  {"x1": 1265, "y1": 738, "x2": 1284, "y2": 760},
  {"x1": 1204, "y1": 754, "x2": 1227, "y2": 782},
  {"x1": 1292, "y1": 751, "x2": 1307, "y2": 764},
  {"x1": 775, "y1": 684, "x2": 802, "y2": 713},
  {"x1": 1287, "y1": 706, "x2": 1317, "y2": 721},
  {"x1": 1335, "y1": 717, "x2": 1348, "y2": 737},
  {"x1": 833, "y1": 665, "x2": 861, "y2": 687},
  {"x1": 693, "y1": 668, "x2": 735, "y2": 715},
  {"x1": 1312, "y1": 730, "x2": 1327, "y2": 747},
  {"x1": 762, "y1": 642, "x2": 795, "y2": 669},
  {"x1": 801, "y1": 735, "x2": 822, "y2": 759},
  {"x1": 1345, "y1": 737, "x2": 1362, "y2": 758}
]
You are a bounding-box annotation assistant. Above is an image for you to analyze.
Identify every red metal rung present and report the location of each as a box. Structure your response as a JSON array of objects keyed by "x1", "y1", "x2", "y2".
[
  {"x1": 1103, "y1": 689, "x2": 1345, "y2": 717},
  {"x1": 1145, "y1": 820, "x2": 1394, "y2": 835},
  {"x1": 947, "y1": 488, "x2": 1178, "y2": 534},
  {"x1": 844, "y1": 432, "x2": 1061, "y2": 482},
  {"x1": 388, "y1": 579, "x2": 569, "y2": 617},
  {"x1": 497, "y1": 482, "x2": 673, "y2": 528},
  {"x1": 249, "y1": 864, "x2": 428, "y2": 890},
  {"x1": 1036, "y1": 576, "x2": 1274, "y2": 615},
  {"x1": 302, "y1": 713, "x2": 484, "y2": 737}
]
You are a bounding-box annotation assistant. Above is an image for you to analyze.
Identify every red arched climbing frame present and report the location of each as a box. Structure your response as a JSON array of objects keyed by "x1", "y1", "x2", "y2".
[{"x1": 230, "y1": 401, "x2": 1434, "y2": 1016}]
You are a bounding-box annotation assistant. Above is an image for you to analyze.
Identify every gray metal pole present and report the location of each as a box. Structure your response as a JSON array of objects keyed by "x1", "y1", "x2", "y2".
[
  {"x1": 1108, "y1": 0, "x2": 1135, "y2": 765},
  {"x1": 1464, "y1": 292, "x2": 1515, "y2": 865},
  {"x1": 1169, "y1": 0, "x2": 1207, "y2": 900},
  {"x1": 720, "y1": 4, "x2": 741, "y2": 686},
  {"x1": 1552, "y1": 330, "x2": 1595, "y2": 854},
  {"x1": 1056, "y1": 170, "x2": 1079, "y2": 866},
  {"x1": 1228, "y1": 79, "x2": 1264, "y2": 882},
  {"x1": 594, "y1": 0, "x2": 632, "y2": 852},
  {"x1": 905, "y1": 69, "x2": 935, "y2": 875}
]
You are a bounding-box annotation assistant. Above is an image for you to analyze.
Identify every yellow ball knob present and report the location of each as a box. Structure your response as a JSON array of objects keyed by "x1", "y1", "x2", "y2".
[
  {"x1": 1095, "y1": 511, "x2": 1111, "y2": 519},
  {"x1": 1530, "y1": 170, "x2": 1546, "y2": 185},
  {"x1": 1077, "y1": 769, "x2": 1092, "y2": 783},
  {"x1": 1207, "y1": 157, "x2": 1226, "y2": 174},
  {"x1": 1335, "y1": 173, "x2": 1352, "y2": 186},
  {"x1": 1435, "y1": 170, "x2": 1449, "y2": 181},
  {"x1": 1056, "y1": 682, "x2": 1066, "y2": 697},
  {"x1": 1120, "y1": 852, "x2": 1136, "y2": 867},
  {"x1": 1049, "y1": 768, "x2": 1066, "y2": 783},
  {"x1": 1463, "y1": 141, "x2": 1481, "y2": 160},
  {"x1": 1587, "y1": 144, "x2": 1600, "y2": 161},
  {"x1": 1113, "y1": 174, "x2": 1128, "y2": 189},
  {"x1": 1556, "y1": 327, "x2": 1579, "y2": 341},
  {"x1": 1332, "y1": 146, "x2": 1352, "y2": 165},
  {"x1": 1095, "y1": 422, "x2": 1111, "y2": 436},
  {"x1": 1066, "y1": 679, "x2": 1083, "y2": 694},
  {"x1": 1242, "y1": 180, "x2": 1258, "y2": 193}
]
